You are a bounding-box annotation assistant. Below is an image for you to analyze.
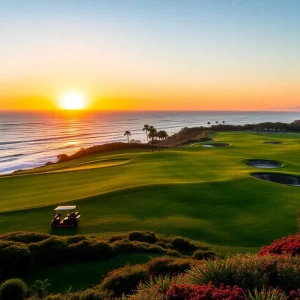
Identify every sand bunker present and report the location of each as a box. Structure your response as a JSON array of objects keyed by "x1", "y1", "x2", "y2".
[
  {"x1": 263, "y1": 141, "x2": 284, "y2": 144},
  {"x1": 247, "y1": 160, "x2": 282, "y2": 169},
  {"x1": 202, "y1": 143, "x2": 230, "y2": 148},
  {"x1": 252, "y1": 172, "x2": 300, "y2": 187}
]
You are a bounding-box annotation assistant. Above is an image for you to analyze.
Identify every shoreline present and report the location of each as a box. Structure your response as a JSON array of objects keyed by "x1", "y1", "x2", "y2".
[{"x1": 1, "y1": 119, "x2": 300, "y2": 176}]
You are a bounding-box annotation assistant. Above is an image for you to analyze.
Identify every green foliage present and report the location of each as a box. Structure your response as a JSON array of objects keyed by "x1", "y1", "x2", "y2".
[
  {"x1": 29, "y1": 279, "x2": 51, "y2": 299},
  {"x1": 0, "y1": 278, "x2": 28, "y2": 300},
  {"x1": 192, "y1": 249, "x2": 216, "y2": 260},
  {"x1": 129, "y1": 231, "x2": 158, "y2": 244},
  {"x1": 169, "y1": 237, "x2": 197, "y2": 252},
  {"x1": 100, "y1": 265, "x2": 150, "y2": 296},
  {"x1": 0, "y1": 242, "x2": 31, "y2": 281},
  {"x1": 147, "y1": 257, "x2": 192, "y2": 276},
  {"x1": 29, "y1": 237, "x2": 69, "y2": 266},
  {"x1": 0, "y1": 232, "x2": 49, "y2": 244},
  {"x1": 70, "y1": 240, "x2": 114, "y2": 261},
  {"x1": 0, "y1": 231, "x2": 211, "y2": 283}
]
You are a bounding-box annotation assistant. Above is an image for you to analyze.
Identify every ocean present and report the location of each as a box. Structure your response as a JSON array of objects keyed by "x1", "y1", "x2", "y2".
[{"x1": 0, "y1": 111, "x2": 299, "y2": 174}]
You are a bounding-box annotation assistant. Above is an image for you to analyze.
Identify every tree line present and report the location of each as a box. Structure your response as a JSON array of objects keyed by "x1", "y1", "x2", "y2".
[
  {"x1": 124, "y1": 125, "x2": 168, "y2": 143},
  {"x1": 124, "y1": 122, "x2": 226, "y2": 143}
]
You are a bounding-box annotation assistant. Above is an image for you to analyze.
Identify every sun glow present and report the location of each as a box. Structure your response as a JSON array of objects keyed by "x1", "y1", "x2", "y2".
[{"x1": 59, "y1": 91, "x2": 87, "y2": 110}]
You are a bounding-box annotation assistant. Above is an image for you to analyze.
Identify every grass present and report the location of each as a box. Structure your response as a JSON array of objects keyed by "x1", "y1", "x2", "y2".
[
  {"x1": 1, "y1": 132, "x2": 300, "y2": 253},
  {"x1": 24, "y1": 253, "x2": 160, "y2": 293}
]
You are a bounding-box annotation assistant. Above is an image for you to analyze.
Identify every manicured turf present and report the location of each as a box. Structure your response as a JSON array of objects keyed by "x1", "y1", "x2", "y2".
[
  {"x1": 24, "y1": 253, "x2": 160, "y2": 293},
  {"x1": 1, "y1": 132, "x2": 300, "y2": 253}
]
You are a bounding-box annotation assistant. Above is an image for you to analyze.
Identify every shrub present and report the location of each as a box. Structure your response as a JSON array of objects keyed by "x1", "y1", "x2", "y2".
[
  {"x1": 259, "y1": 233, "x2": 300, "y2": 256},
  {"x1": 129, "y1": 231, "x2": 158, "y2": 244},
  {"x1": 0, "y1": 231, "x2": 50, "y2": 244},
  {"x1": 289, "y1": 289, "x2": 300, "y2": 300},
  {"x1": 70, "y1": 240, "x2": 114, "y2": 261},
  {"x1": 0, "y1": 242, "x2": 31, "y2": 281},
  {"x1": 107, "y1": 235, "x2": 125, "y2": 243},
  {"x1": 29, "y1": 279, "x2": 51, "y2": 299},
  {"x1": 65, "y1": 235, "x2": 87, "y2": 245},
  {"x1": 187, "y1": 259, "x2": 235, "y2": 286},
  {"x1": 169, "y1": 237, "x2": 197, "y2": 252},
  {"x1": 43, "y1": 294, "x2": 63, "y2": 300},
  {"x1": 166, "y1": 282, "x2": 246, "y2": 300},
  {"x1": 42, "y1": 288, "x2": 113, "y2": 300},
  {"x1": 112, "y1": 240, "x2": 164, "y2": 256},
  {"x1": 147, "y1": 257, "x2": 192, "y2": 276},
  {"x1": 245, "y1": 287, "x2": 288, "y2": 300},
  {"x1": 100, "y1": 265, "x2": 150, "y2": 296},
  {"x1": 134, "y1": 274, "x2": 186, "y2": 298},
  {"x1": 192, "y1": 250, "x2": 216, "y2": 260},
  {"x1": 187, "y1": 255, "x2": 300, "y2": 291},
  {"x1": 66, "y1": 288, "x2": 113, "y2": 300},
  {"x1": 29, "y1": 237, "x2": 69, "y2": 266},
  {"x1": 0, "y1": 278, "x2": 28, "y2": 300}
]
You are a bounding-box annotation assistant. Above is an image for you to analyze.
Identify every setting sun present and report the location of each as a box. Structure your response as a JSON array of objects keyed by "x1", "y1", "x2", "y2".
[{"x1": 59, "y1": 92, "x2": 87, "y2": 110}]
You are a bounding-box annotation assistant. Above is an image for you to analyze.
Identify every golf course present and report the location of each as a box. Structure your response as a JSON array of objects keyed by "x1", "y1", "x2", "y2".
[{"x1": 0, "y1": 131, "x2": 299, "y2": 254}]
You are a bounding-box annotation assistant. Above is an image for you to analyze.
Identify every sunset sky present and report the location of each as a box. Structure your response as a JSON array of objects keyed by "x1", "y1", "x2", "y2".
[{"x1": 0, "y1": 0, "x2": 300, "y2": 111}]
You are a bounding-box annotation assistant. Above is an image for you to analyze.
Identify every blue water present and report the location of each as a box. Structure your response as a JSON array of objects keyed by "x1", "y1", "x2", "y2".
[{"x1": 0, "y1": 111, "x2": 299, "y2": 174}]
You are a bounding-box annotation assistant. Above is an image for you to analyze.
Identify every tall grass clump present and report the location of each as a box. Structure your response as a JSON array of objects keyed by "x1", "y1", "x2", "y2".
[
  {"x1": 245, "y1": 287, "x2": 288, "y2": 300},
  {"x1": 132, "y1": 274, "x2": 186, "y2": 300},
  {"x1": 187, "y1": 254, "x2": 300, "y2": 291}
]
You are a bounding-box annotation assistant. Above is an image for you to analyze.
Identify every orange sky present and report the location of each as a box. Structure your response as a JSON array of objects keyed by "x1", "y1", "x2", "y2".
[
  {"x1": 1, "y1": 79, "x2": 299, "y2": 111},
  {"x1": 1, "y1": 1, "x2": 299, "y2": 111}
]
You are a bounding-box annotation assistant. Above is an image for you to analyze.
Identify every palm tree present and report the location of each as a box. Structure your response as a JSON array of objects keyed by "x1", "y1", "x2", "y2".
[
  {"x1": 124, "y1": 131, "x2": 131, "y2": 143},
  {"x1": 222, "y1": 121, "x2": 225, "y2": 124},
  {"x1": 148, "y1": 126, "x2": 157, "y2": 142},
  {"x1": 207, "y1": 122, "x2": 211, "y2": 127},
  {"x1": 157, "y1": 130, "x2": 168, "y2": 140},
  {"x1": 160, "y1": 130, "x2": 168, "y2": 140},
  {"x1": 142, "y1": 124, "x2": 150, "y2": 141},
  {"x1": 215, "y1": 121, "x2": 219, "y2": 125}
]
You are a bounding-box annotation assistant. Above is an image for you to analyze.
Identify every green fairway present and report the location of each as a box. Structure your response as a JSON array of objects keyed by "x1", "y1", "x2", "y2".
[{"x1": 1, "y1": 132, "x2": 300, "y2": 253}]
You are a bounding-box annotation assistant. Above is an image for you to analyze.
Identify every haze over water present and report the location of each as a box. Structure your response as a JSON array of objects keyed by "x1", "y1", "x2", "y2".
[{"x1": 0, "y1": 111, "x2": 299, "y2": 174}]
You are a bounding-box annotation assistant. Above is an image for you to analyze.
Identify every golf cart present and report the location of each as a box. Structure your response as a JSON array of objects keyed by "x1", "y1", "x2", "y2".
[{"x1": 51, "y1": 205, "x2": 80, "y2": 228}]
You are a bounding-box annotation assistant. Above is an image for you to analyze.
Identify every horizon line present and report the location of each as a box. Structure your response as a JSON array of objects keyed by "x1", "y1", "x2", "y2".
[{"x1": 1, "y1": 109, "x2": 300, "y2": 113}]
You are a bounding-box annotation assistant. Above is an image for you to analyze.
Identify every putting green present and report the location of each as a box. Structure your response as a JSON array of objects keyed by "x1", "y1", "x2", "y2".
[{"x1": 1, "y1": 132, "x2": 300, "y2": 253}]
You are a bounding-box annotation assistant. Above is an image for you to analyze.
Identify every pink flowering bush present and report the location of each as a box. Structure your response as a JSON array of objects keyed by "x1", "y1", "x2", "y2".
[
  {"x1": 166, "y1": 282, "x2": 245, "y2": 300},
  {"x1": 289, "y1": 289, "x2": 300, "y2": 300},
  {"x1": 259, "y1": 233, "x2": 300, "y2": 256}
]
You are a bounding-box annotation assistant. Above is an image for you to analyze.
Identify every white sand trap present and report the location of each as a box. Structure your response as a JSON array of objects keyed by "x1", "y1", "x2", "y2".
[
  {"x1": 252, "y1": 172, "x2": 300, "y2": 187},
  {"x1": 202, "y1": 143, "x2": 230, "y2": 148},
  {"x1": 248, "y1": 160, "x2": 281, "y2": 169}
]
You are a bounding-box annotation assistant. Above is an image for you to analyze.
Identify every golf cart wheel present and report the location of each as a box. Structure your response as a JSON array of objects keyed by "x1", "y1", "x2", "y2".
[{"x1": 51, "y1": 223, "x2": 56, "y2": 228}]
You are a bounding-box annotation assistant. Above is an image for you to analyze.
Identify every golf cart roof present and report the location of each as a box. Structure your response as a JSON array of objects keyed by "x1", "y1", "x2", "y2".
[{"x1": 54, "y1": 206, "x2": 76, "y2": 211}]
